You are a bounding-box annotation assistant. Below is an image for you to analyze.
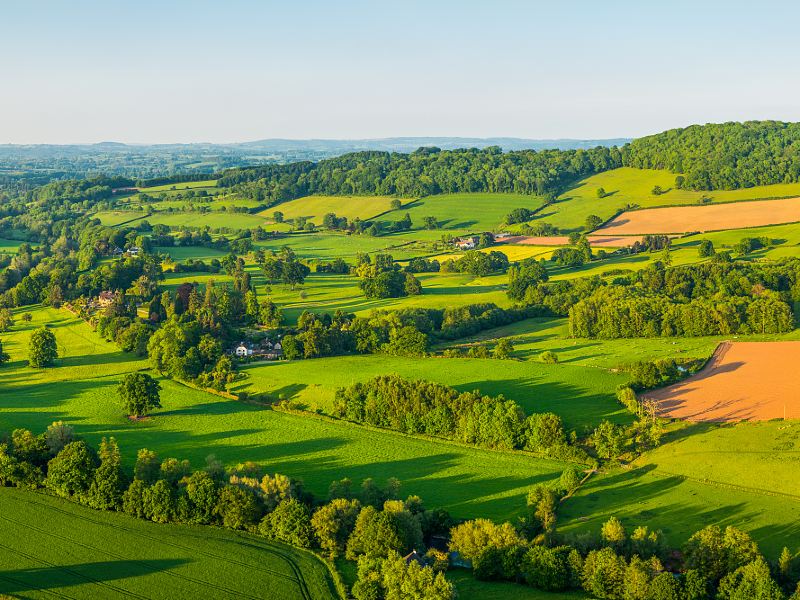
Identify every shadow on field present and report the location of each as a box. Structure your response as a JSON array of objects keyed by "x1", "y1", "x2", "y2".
[{"x1": 0, "y1": 558, "x2": 190, "y2": 594}]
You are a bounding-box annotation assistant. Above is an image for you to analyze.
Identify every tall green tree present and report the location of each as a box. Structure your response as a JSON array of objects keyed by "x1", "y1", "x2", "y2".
[
  {"x1": 28, "y1": 327, "x2": 58, "y2": 368},
  {"x1": 118, "y1": 372, "x2": 162, "y2": 417}
]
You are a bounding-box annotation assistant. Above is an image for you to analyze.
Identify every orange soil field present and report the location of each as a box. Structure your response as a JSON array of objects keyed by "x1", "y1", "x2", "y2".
[
  {"x1": 501, "y1": 235, "x2": 643, "y2": 247},
  {"x1": 646, "y1": 341, "x2": 800, "y2": 422},
  {"x1": 597, "y1": 197, "x2": 800, "y2": 235}
]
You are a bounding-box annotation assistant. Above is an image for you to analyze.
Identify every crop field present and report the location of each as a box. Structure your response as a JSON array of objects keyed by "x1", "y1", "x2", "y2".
[
  {"x1": 260, "y1": 195, "x2": 397, "y2": 224},
  {"x1": 544, "y1": 167, "x2": 800, "y2": 231},
  {"x1": 597, "y1": 196, "x2": 800, "y2": 235},
  {"x1": 647, "y1": 341, "x2": 800, "y2": 421},
  {"x1": 0, "y1": 487, "x2": 337, "y2": 600},
  {"x1": 235, "y1": 353, "x2": 630, "y2": 430},
  {"x1": 0, "y1": 306, "x2": 571, "y2": 521}
]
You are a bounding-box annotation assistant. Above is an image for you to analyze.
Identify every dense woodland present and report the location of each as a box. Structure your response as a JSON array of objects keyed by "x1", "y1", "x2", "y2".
[
  {"x1": 217, "y1": 145, "x2": 624, "y2": 203},
  {"x1": 626, "y1": 121, "x2": 800, "y2": 190}
]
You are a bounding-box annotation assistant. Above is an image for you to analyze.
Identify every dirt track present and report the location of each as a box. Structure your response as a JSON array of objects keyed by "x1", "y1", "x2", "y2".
[
  {"x1": 645, "y1": 341, "x2": 800, "y2": 422},
  {"x1": 597, "y1": 197, "x2": 800, "y2": 235}
]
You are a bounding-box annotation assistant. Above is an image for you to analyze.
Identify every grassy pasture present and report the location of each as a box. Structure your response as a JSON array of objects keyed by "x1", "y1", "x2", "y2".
[
  {"x1": 0, "y1": 487, "x2": 337, "y2": 600},
  {"x1": 559, "y1": 422, "x2": 800, "y2": 558},
  {"x1": 155, "y1": 245, "x2": 229, "y2": 261},
  {"x1": 142, "y1": 211, "x2": 267, "y2": 230},
  {"x1": 235, "y1": 354, "x2": 630, "y2": 431},
  {"x1": 138, "y1": 180, "x2": 218, "y2": 193},
  {"x1": 381, "y1": 193, "x2": 548, "y2": 233},
  {"x1": 0, "y1": 306, "x2": 570, "y2": 522},
  {"x1": 253, "y1": 232, "x2": 435, "y2": 261},
  {"x1": 261, "y1": 195, "x2": 397, "y2": 225},
  {"x1": 545, "y1": 167, "x2": 800, "y2": 231},
  {"x1": 447, "y1": 570, "x2": 588, "y2": 600},
  {"x1": 444, "y1": 317, "x2": 800, "y2": 369},
  {"x1": 0, "y1": 237, "x2": 22, "y2": 255},
  {"x1": 91, "y1": 210, "x2": 149, "y2": 227}
]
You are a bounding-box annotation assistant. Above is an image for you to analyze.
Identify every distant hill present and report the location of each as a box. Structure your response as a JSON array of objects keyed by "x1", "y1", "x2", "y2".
[{"x1": 0, "y1": 137, "x2": 629, "y2": 189}]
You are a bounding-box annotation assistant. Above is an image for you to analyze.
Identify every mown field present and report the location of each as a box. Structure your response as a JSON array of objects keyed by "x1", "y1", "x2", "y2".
[
  {"x1": 447, "y1": 570, "x2": 588, "y2": 600},
  {"x1": 0, "y1": 487, "x2": 338, "y2": 600},
  {"x1": 0, "y1": 307, "x2": 571, "y2": 522}
]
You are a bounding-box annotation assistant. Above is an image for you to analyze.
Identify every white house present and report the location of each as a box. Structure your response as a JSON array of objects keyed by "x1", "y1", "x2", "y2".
[{"x1": 234, "y1": 343, "x2": 253, "y2": 357}]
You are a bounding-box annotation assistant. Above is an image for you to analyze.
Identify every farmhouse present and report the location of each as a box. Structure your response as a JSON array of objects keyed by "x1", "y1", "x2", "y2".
[
  {"x1": 234, "y1": 342, "x2": 254, "y2": 357},
  {"x1": 231, "y1": 340, "x2": 284, "y2": 360},
  {"x1": 126, "y1": 246, "x2": 141, "y2": 257},
  {"x1": 97, "y1": 291, "x2": 117, "y2": 308},
  {"x1": 454, "y1": 236, "x2": 479, "y2": 250}
]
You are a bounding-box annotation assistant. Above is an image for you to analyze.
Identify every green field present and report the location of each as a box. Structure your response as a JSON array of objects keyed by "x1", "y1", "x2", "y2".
[
  {"x1": 142, "y1": 211, "x2": 267, "y2": 230},
  {"x1": 544, "y1": 167, "x2": 800, "y2": 231},
  {"x1": 447, "y1": 570, "x2": 588, "y2": 600},
  {"x1": 138, "y1": 180, "x2": 218, "y2": 193},
  {"x1": 0, "y1": 237, "x2": 23, "y2": 254},
  {"x1": 445, "y1": 316, "x2": 800, "y2": 368},
  {"x1": 0, "y1": 307, "x2": 571, "y2": 522},
  {"x1": 381, "y1": 192, "x2": 547, "y2": 233},
  {"x1": 0, "y1": 487, "x2": 337, "y2": 599},
  {"x1": 236, "y1": 353, "x2": 628, "y2": 431},
  {"x1": 91, "y1": 210, "x2": 150, "y2": 227},
  {"x1": 155, "y1": 245, "x2": 229, "y2": 261},
  {"x1": 261, "y1": 195, "x2": 397, "y2": 225}
]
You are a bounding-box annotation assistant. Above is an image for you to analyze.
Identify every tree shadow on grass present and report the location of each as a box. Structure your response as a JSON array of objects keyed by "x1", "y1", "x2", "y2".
[{"x1": 0, "y1": 558, "x2": 190, "y2": 594}]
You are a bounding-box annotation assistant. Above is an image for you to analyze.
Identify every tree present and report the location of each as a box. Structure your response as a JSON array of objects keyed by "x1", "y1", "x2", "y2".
[
  {"x1": 0, "y1": 340, "x2": 9, "y2": 365},
  {"x1": 46, "y1": 441, "x2": 96, "y2": 499},
  {"x1": 28, "y1": 327, "x2": 58, "y2": 368},
  {"x1": 596, "y1": 187, "x2": 607, "y2": 198},
  {"x1": 521, "y1": 545, "x2": 575, "y2": 592},
  {"x1": 581, "y1": 547, "x2": 627, "y2": 599},
  {"x1": 134, "y1": 448, "x2": 160, "y2": 483},
  {"x1": 390, "y1": 199, "x2": 402, "y2": 210},
  {"x1": 449, "y1": 519, "x2": 524, "y2": 562},
  {"x1": 493, "y1": 338, "x2": 514, "y2": 359},
  {"x1": 215, "y1": 485, "x2": 260, "y2": 529},
  {"x1": 423, "y1": 216, "x2": 439, "y2": 230},
  {"x1": 683, "y1": 525, "x2": 761, "y2": 584},
  {"x1": 118, "y1": 372, "x2": 162, "y2": 418},
  {"x1": 44, "y1": 421, "x2": 75, "y2": 455},
  {"x1": 585, "y1": 214, "x2": 603, "y2": 230},
  {"x1": 601, "y1": 516, "x2": 627, "y2": 551},
  {"x1": 312, "y1": 498, "x2": 362, "y2": 557},
  {"x1": 0, "y1": 309, "x2": 13, "y2": 332},
  {"x1": 507, "y1": 258, "x2": 548, "y2": 301},
  {"x1": 652, "y1": 185, "x2": 664, "y2": 195},
  {"x1": 717, "y1": 558, "x2": 784, "y2": 600},
  {"x1": 593, "y1": 420, "x2": 625, "y2": 459},
  {"x1": 698, "y1": 239, "x2": 715, "y2": 257},
  {"x1": 273, "y1": 211, "x2": 284, "y2": 223},
  {"x1": 87, "y1": 437, "x2": 126, "y2": 510},
  {"x1": 259, "y1": 498, "x2": 314, "y2": 548}
]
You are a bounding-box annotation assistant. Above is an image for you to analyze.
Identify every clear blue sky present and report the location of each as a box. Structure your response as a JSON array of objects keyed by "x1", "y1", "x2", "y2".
[{"x1": 3, "y1": 0, "x2": 800, "y2": 143}]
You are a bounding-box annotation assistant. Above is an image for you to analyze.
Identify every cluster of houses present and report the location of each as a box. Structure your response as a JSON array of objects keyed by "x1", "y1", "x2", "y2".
[
  {"x1": 112, "y1": 246, "x2": 141, "y2": 257},
  {"x1": 452, "y1": 232, "x2": 511, "y2": 250},
  {"x1": 232, "y1": 339, "x2": 283, "y2": 361}
]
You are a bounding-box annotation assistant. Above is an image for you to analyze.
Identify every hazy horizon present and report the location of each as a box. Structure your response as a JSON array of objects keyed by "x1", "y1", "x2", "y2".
[{"x1": 3, "y1": 0, "x2": 800, "y2": 144}]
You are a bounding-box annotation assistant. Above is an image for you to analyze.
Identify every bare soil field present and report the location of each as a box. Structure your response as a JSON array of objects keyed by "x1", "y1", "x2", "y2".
[
  {"x1": 501, "y1": 235, "x2": 643, "y2": 247},
  {"x1": 646, "y1": 341, "x2": 800, "y2": 422},
  {"x1": 597, "y1": 197, "x2": 800, "y2": 235}
]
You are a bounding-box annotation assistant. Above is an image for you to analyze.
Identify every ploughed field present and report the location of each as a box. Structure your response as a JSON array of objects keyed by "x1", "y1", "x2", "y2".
[
  {"x1": 597, "y1": 197, "x2": 800, "y2": 235},
  {"x1": 647, "y1": 341, "x2": 800, "y2": 422}
]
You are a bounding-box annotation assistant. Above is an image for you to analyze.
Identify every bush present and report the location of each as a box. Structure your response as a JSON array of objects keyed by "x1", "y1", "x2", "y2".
[{"x1": 540, "y1": 350, "x2": 559, "y2": 364}]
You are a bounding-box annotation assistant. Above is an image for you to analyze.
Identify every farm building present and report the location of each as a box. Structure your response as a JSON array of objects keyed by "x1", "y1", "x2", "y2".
[
  {"x1": 97, "y1": 291, "x2": 117, "y2": 308},
  {"x1": 454, "y1": 236, "x2": 479, "y2": 250},
  {"x1": 232, "y1": 340, "x2": 283, "y2": 360}
]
